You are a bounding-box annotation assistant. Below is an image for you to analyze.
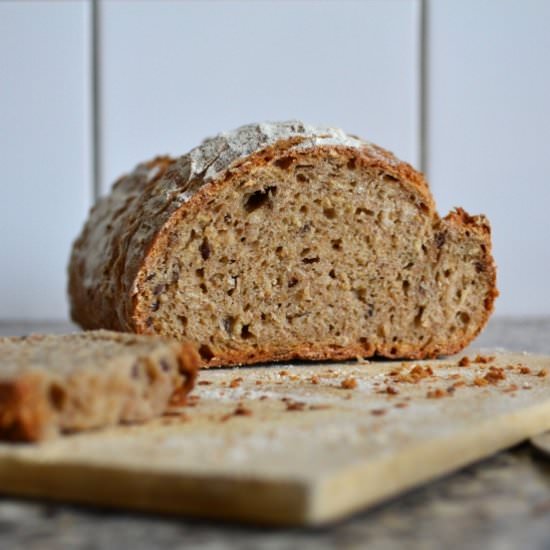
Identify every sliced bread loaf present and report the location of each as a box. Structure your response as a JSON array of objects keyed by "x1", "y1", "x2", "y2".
[
  {"x1": 0, "y1": 331, "x2": 198, "y2": 441},
  {"x1": 69, "y1": 121, "x2": 497, "y2": 366}
]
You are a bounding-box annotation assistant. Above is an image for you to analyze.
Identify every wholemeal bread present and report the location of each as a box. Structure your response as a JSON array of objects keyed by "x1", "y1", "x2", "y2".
[
  {"x1": 69, "y1": 121, "x2": 497, "y2": 367},
  {"x1": 0, "y1": 331, "x2": 198, "y2": 441}
]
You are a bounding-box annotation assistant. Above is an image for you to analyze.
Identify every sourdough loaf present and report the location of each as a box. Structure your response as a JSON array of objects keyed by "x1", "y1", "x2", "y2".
[
  {"x1": 69, "y1": 121, "x2": 497, "y2": 366},
  {"x1": 0, "y1": 331, "x2": 198, "y2": 441}
]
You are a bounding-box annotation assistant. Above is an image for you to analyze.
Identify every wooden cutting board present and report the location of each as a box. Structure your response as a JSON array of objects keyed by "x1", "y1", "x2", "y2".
[{"x1": 0, "y1": 351, "x2": 549, "y2": 526}]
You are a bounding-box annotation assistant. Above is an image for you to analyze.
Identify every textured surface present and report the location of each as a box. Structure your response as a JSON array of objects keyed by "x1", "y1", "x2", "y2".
[
  {"x1": 0, "y1": 349, "x2": 549, "y2": 525},
  {"x1": 0, "y1": 318, "x2": 549, "y2": 547}
]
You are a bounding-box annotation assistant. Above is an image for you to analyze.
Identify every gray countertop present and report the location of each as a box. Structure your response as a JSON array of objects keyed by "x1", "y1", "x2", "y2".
[{"x1": 0, "y1": 318, "x2": 549, "y2": 550}]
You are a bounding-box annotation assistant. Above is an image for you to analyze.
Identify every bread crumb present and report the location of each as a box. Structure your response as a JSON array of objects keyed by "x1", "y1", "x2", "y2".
[
  {"x1": 395, "y1": 402, "x2": 409, "y2": 409},
  {"x1": 484, "y1": 366, "x2": 506, "y2": 384},
  {"x1": 371, "y1": 409, "x2": 386, "y2": 416},
  {"x1": 474, "y1": 355, "x2": 495, "y2": 364},
  {"x1": 537, "y1": 369, "x2": 548, "y2": 378},
  {"x1": 518, "y1": 365, "x2": 531, "y2": 375},
  {"x1": 279, "y1": 370, "x2": 289, "y2": 376},
  {"x1": 458, "y1": 356, "x2": 471, "y2": 367},
  {"x1": 289, "y1": 374, "x2": 300, "y2": 381},
  {"x1": 230, "y1": 377, "x2": 243, "y2": 388},
  {"x1": 310, "y1": 375, "x2": 319, "y2": 385},
  {"x1": 309, "y1": 404, "x2": 332, "y2": 410},
  {"x1": 503, "y1": 384, "x2": 519, "y2": 393},
  {"x1": 397, "y1": 365, "x2": 434, "y2": 383},
  {"x1": 198, "y1": 380, "x2": 212, "y2": 386},
  {"x1": 473, "y1": 377, "x2": 489, "y2": 387},
  {"x1": 386, "y1": 386, "x2": 399, "y2": 395},
  {"x1": 427, "y1": 388, "x2": 448, "y2": 399},
  {"x1": 341, "y1": 377, "x2": 357, "y2": 390},
  {"x1": 234, "y1": 403, "x2": 252, "y2": 416},
  {"x1": 255, "y1": 380, "x2": 263, "y2": 385},
  {"x1": 286, "y1": 401, "x2": 306, "y2": 411}
]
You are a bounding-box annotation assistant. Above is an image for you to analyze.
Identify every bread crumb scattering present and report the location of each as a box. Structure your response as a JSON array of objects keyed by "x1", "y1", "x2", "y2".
[
  {"x1": 395, "y1": 402, "x2": 409, "y2": 409},
  {"x1": 537, "y1": 369, "x2": 548, "y2": 378},
  {"x1": 395, "y1": 365, "x2": 434, "y2": 384},
  {"x1": 503, "y1": 384, "x2": 519, "y2": 393},
  {"x1": 518, "y1": 365, "x2": 531, "y2": 375},
  {"x1": 198, "y1": 380, "x2": 212, "y2": 386},
  {"x1": 474, "y1": 355, "x2": 495, "y2": 364},
  {"x1": 371, "y1": 409, "x2": 386, "y2": 416},
  {"x1": 473, "y1": 377, "x2": 489, "y2": 387},
  {"x1": 310, "y1": 375, "x2": 320, "y2": 385},
  {"x1": 386, "y1": 386, "x2": 399, "y2": 395},
  {"x1": 309, "y1": 404, "x2": 331, "y2": 411},
  {"x1": 341, "y1": 377, "x2": 358, "y2": 390},
  {"x1": 255, "y1": 380, "x2": 263, "y2": 385},
  {"x1": 458, "y1": 357, "x2": 471, "y2": 367},
  {"x1": 279, "y1": 370, "x2": 289, "y2": 376}
]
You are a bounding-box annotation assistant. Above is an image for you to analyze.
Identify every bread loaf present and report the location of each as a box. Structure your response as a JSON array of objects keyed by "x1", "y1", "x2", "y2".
[
  {"x1": 69, "y1": 121, "x2": 497, "y2": 366},
  {"x1": 0, "y1": 331, "x2": 198, "y2": 441}
]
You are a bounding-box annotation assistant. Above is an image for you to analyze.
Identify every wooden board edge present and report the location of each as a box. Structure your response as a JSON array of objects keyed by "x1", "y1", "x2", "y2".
[
  {"x1": 306, "y1": 399, "x2": 550, "y2": 525},
  {"x1": 0, "y1": 458, "x2": 312, "y2": 527}
]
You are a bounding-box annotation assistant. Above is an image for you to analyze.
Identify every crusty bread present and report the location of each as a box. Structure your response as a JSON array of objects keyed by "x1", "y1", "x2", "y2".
[
  {"x1": 0, "y1": 331, "x2": 198, "y2": 441},
  {"x1": 69, "y1": 121, "x2": 497, "y2": 366}
]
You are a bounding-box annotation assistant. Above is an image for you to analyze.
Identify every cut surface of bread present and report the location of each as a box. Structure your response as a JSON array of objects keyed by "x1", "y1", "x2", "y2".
[
  {"x1": 0, "y1": 331, "x2": 198, "y2": 441},
  {"x1": 69, "y1": 121, "x2": 497, "y2": 366}
]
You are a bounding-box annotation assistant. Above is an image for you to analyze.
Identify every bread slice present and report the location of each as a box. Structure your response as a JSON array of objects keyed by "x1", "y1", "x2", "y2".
[
  {"x1": 0, "y1": 331, "x2": 198, "y2": 441},
  {"x1": 69, "y1": 121, "x2": 497, "y2": 367}
]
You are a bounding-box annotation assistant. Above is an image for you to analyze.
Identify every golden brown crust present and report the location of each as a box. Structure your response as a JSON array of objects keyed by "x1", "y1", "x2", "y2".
[{"x1": 68, "y1": 123, "x2": 497, "y2": 366}]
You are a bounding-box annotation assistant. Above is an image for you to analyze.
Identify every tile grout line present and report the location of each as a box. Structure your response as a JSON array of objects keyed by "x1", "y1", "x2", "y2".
[
  {"x1": 91, "y1": 0, "x2": 101, "y2": 201},
  {"x1": 419, "y1": 0, "x2": 429, "y2": 178}
]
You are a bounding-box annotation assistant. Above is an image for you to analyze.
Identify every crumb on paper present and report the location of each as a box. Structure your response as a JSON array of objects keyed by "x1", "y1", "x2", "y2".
[
  {"x1": 371, "y1": 409, "x2": 386, "y2": 416},
  {"x1": 537, "y1": 369, "x2": 548, "y2": 378},
  {"x1": 310, "y1": 375, "x2": 320, "y2": 385},
  {"x1": 341, "y1": 377, "x2": 358, "y2": 390},
  {"x1": 518, "y1": 365, "x2": 531, "y2": 375},
  {"x1": 458, "y1": 356, "x2": 471, "y2": 367},
  {"x1": 198, "y1": 380, "x2": 212, "y2": 386},
  {"x1": 309, "y1": 404, "x2": 332, "y2": 411},
  {"x1": 473, "y1": 377, "x2": 489, "y2": 387},
  {"x1": 386, "y1": 386, "x2": 399, "y2": 395}
]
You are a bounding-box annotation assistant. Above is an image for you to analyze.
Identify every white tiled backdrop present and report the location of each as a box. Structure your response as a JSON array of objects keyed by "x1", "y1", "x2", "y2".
[{"x1": 1, "y1": 0, "x2": 548, "y2": 320}]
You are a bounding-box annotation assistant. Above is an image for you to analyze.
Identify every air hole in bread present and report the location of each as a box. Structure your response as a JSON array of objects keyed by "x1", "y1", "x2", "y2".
[
  {"x1": 244, "y1": 186, "x2": 277, "y2": 212},
  {"x1": 199, "y1": 344, "x2": 215, "y2": 361}
]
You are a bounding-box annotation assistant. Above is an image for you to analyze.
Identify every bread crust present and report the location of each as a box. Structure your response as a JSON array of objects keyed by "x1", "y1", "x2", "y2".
[{"x1": 69, "y1": 122, "x2": 497, "y2": 366}]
